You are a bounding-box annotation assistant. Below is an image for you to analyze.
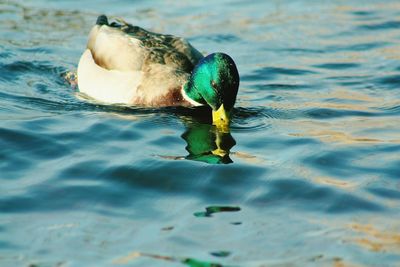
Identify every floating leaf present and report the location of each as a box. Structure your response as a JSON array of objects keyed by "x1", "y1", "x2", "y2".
[
  {"x1": 161, "y1": 226, "x2": 174, "y2": 231},
  {"x1": 114, "y1": 251, "x2": 224, "y2": 267},
  {"x1": 194, "y1": 206, "x2": 241, "y2": 217},
  {"x1": 210, "y1": 251, "x2": 231, "y2": 257},
  {"x1": 194, "y1": 211, "x2": 212, "y2": 217},
  {"x1": 205, "y1": 206, "x2": 240, "y2": 213},
  {"x1": 182, "y1": 257, "x2": 223, "y2": 267}
]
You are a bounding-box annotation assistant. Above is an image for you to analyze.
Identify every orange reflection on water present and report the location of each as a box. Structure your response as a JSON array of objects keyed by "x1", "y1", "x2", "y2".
[
  {"x1": 290, "y1": 129, "x2": 382, "y2": 145},
  {"x1": 285, "y1": 112, "x2": 400, "y2": 145},
  {"x1": 349, "y1": 223, "x2": 400, "y2": 253},
  {"x1": 314, "y1": 176, "x2": 358, "y2": 189},
  {"x1": 332, "y1": 258, "x2": 364, "y2": 267}
]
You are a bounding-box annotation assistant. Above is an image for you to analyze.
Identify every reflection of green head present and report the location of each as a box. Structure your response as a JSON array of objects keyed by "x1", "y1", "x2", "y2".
[
  {"x1": 181, "y1": 122, "x2": 236, "y2": 164},
  {"x1": 184, "y1": 53, "x2": 239, "y2": 128}
]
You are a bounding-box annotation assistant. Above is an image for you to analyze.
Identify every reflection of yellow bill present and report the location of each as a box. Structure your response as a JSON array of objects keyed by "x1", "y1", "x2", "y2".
[
  {"x1": 212, "y1": 104, "x2": 230, "y2": 131},
  {"x1": 211, "y1": 127, "x2": 228, "y2": 157},
  {"x1": 212, "y1": 148, "x2": 227, "y2": 157}
]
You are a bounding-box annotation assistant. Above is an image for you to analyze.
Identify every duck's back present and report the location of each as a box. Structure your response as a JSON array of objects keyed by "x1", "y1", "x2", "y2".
[{"x1": 77, "y1": 15, "x2": 204, "y2": 106}]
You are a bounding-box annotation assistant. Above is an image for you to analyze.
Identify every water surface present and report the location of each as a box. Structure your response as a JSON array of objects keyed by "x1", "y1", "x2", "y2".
[{"x1": 1, "y1": 1, "x2": 400, "y2": 266}]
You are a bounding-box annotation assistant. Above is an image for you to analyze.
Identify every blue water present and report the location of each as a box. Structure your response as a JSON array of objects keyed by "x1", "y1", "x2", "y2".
[{"x1": 1, "y1": 1, "x2": 400, "y2": 266}]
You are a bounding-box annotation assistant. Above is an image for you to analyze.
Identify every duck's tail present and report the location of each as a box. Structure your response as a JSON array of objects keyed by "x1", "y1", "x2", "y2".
[
  {"x1": 96, "y1": 15, "x2": 109, "y2": 26},
  {"x1": 95, "y1": 14, "x2": 129, "y2": 27}
]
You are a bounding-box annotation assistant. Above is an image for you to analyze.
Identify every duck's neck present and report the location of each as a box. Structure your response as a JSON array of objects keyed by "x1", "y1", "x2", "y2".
[{"x1": 182, "y1": 80, "x2": 206, "y2": 106}]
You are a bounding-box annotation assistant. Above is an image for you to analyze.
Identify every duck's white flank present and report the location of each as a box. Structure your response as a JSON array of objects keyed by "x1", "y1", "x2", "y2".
[{"x1": 77, "y1": 49, "x2": 142, "y2": 104}]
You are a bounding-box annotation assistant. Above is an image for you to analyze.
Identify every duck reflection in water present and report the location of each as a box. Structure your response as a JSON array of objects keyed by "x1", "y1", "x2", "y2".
[{"x1": 181, "y1": 121, "x2": 236, "y2": 164}]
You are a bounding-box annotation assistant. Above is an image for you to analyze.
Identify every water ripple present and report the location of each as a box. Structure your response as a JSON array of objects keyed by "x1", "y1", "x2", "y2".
[
  {"x1": 231, "y1": 107, "x2": 272, "y2": 131},
  {"x1": 250, "y1": 179, "x2": 384, "y2": 213},
  {"x1": 326, "y1": 42, "x2": 389, "y2": 52},
  {"x1": 100, "y1": 159, "x2": 265, "y2": 203},
  {"x1": 0, "y1": 60, "x2": 62, "y2": 82},
  {"x1": 367, "y1": 187, "x2": 400, "y2": 200},
  {"x1": 305, "y1": 107, "x2": 377, "y2": 119},
  {"x1": 252, "y1": 83, "x2": 312, "y2": 91},
  {"x1": 242, "y1": 67, "x2": 318, "y2": 81},
  {"x1": 375, "y1": 75, "x2": 400, "y2": 89},
  {"x1": 191, "y1": 33, "x2": 241, "y2": 43},
  {"x1": 357, "y1": 20, "x2": 400, "y2": 30},
  {"x1": 313, "y1": 63, "x2": 360, "y2": 70},
  {"x1": 0, "y1": 127, "x2": 71, "y2": 160},
  {"x1": 351, "y1": 10, "x2": 377, "y2": 18},
  {"x1": 375, "y1": 104, "x2": 400, "y2": 115}
]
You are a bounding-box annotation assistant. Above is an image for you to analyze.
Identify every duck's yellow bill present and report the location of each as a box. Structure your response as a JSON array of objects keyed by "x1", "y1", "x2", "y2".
[{"x1": 212, "y1": 104, "x2": 230, "y2": 131}]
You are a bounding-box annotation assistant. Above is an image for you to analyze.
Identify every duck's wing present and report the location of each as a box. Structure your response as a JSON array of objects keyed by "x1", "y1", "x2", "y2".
[
  {"x1": 133, "y1": 28, "x2": 204, "y2": 72},
  {"x1": 86, "y1": 15, "x2": 204, "y2": 73},
  {"x1": 86, "y1": 17, "x2": 145, "y2": 72},
  {"x1": 77, "y1": 49, "x2": 142, "y2": 104}
]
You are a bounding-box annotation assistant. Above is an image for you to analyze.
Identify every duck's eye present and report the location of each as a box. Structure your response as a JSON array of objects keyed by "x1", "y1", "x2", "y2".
[{"x1": 211, "y1": 80, "x2": 217, "y2": 90}]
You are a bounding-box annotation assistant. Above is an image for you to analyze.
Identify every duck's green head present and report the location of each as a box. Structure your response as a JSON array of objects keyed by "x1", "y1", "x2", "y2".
[{"x1": 184, "y1": 53, "x2": 239, "y2": 129}]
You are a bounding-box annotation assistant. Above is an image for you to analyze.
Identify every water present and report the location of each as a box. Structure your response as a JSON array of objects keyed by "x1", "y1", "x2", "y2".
[{"x1": 1, "y1": 0, "x2": 400, "y2": 266}]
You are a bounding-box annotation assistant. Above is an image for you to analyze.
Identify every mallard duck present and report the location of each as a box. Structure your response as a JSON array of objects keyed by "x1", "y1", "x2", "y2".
[{"x1": 77, "y1": 15, "x2": 239, "y2": 128}]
